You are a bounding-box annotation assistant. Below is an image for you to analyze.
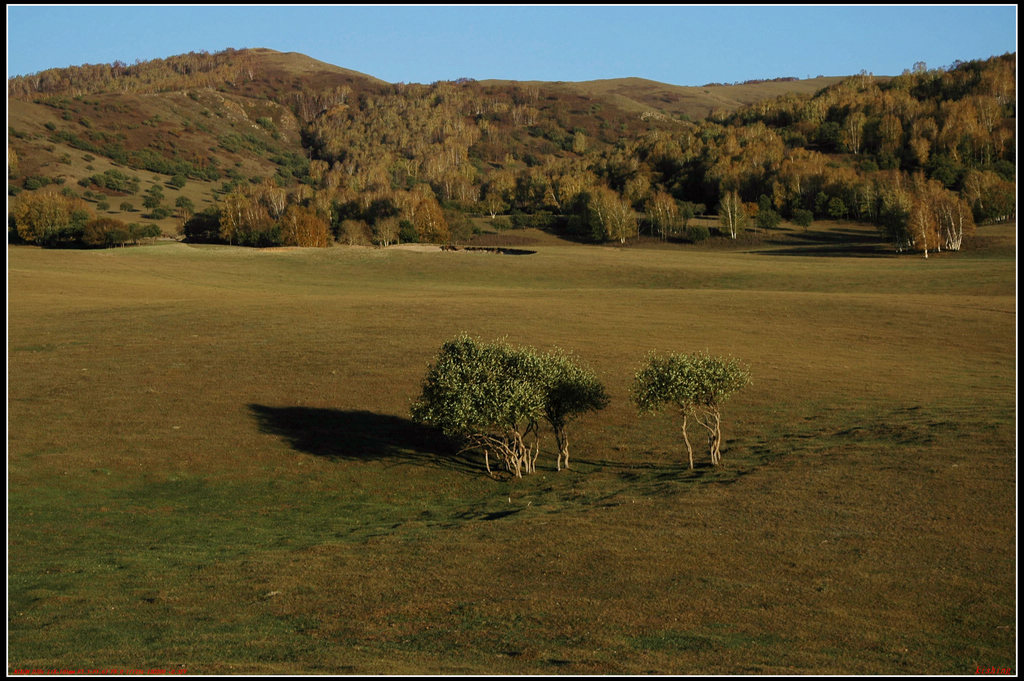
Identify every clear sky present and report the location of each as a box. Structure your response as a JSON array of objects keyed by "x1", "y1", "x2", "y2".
[{"x1": 6, "y1": 4, "x2": 1018, "y2": 86}]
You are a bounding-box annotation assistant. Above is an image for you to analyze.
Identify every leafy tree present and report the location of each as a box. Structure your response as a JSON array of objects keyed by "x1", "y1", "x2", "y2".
[
  {"x1": 755, "y1": 194, "x2": 781, "y2": 230},
  {"x1": 11, "y1": 190, "x2": 92, "y2": 246},
  {"x1": 412, "y1": 192, "x2": 450, "y2": 243},
  {"x1": 372, "y1": 216, "x2": 400, "y2": 247},
  {"x1": 142, "y1": 188, "x2": 163, "y2": 211},
  {"x1": 792, "y1": 208, "x2": 814, "y2": 230},
  {"x1": 398, "y1": 219, "x2": 418, "y2": 243},
  {"x1": 181, "y1": 207, "x2": 221, "y2": 242},
  {"x1": 579, "y1": 186, "x2": 636, "y2": 243},
  {"x1": 83, "y1": 217, "x2": 130, "y2": 247},
  {"x1": 129, "y1": 222, "x2": 162, "y2": 241},
  {"x1": 632, "y1": 352, "x2": 750, "y2": 468},
  {"x1": 174, "y1": 196, "x2": 195, "y2": 224},
  {"x1": 281, "y1": 204, "x2": 330, "y2": 247},
  {"x1": 339, "y1": 219, "x2": 371, "y2": 246},
  {"x1": 537, "y1": 350, "x2": 609, "y2": 471},
  {"x1": 827, "y1": 197, "x2": 848, "y2": 220},
  {"x1": 685, "y1": 225, "x2": 710, "y2": 243},
  {"x1": 411, "y1": 336, "x2": 545, "y2": 478}
]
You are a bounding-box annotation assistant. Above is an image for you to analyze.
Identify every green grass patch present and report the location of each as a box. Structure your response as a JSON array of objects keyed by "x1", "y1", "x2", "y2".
[{"x1": 7, "y1": 233, "x2": 1016, "y2": 674}]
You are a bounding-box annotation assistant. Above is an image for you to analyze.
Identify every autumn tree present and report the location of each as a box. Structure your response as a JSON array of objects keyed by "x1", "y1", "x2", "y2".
[
  {"x1": 82, "y1": 217, "x2": 131, "y2": 247},
  {"x1": 11, "y1": 190, "x2": 92, "y2": 246},
  {"x1": 218, "y1": 187, "x2": 279, "y2": 246},
  {"x1": 280, "y1": 204, "x2": 330, "y2": 247},
  {"x1": 647, "y1": 191, "x2": 679, "y2": 240},
  {"x1": 372, "y1": 216, "x2": 401, "y2": 247},
  {"x1": 718, "y1": 190, "x2": 747, "y2": 239},
  {"x1": 579, "y1": 186, "x2": 636, "y2": 243},
  {"x1": 411, "y1": 190, "x2": 450, "y2": 243},
  {"x1": 842, "y1": 111, "x2": 867, "y2": 155},
  {"x1": 933, "y1": 189, "x2": 974, "y2": 251}
]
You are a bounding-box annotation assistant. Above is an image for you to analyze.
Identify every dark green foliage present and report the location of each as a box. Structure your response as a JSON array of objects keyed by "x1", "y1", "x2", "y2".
[
  {"x1": 792, "y1": 209, "x2": 813, "y2": 229},
  {"x1": 398, "y1": 219, "x2": 418, "y2": 243},
  {"x1": 22, "y1": 176, "x2": 63, "y2": 190},
  {"x1": 79, "y1": 169, "x2": 140, "y2": 194},
  {"x1": 182, "y1": 207, "x2": 222, "y2": 242},
  {"x1": 756, "y1": 195, "x2": 782, "y2": 230},
  {"x1": 828, "y1": 197, "x2": 847, "y2": 220},
  {"x1": 685, "y1": 225, "x2": 710, "y2": 243}
]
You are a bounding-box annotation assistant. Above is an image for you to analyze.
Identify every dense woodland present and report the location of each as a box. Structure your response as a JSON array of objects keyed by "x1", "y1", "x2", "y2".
[{"x1": 8, "y1": 49, "x2": 1016, "y2": 255}]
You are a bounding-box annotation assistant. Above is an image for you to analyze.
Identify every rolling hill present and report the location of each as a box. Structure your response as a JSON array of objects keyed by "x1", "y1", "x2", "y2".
[
  {"x1": 7, "y1": 48, "x2": 1014, "y2": 250},
  {"x1": 7, "y1": 46, "x2": 861, "y2": 222}
]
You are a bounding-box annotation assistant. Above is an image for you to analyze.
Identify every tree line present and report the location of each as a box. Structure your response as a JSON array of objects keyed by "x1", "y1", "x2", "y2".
[{"x1": 9, "y1": 50, "x2": 1015, "y2": 253}]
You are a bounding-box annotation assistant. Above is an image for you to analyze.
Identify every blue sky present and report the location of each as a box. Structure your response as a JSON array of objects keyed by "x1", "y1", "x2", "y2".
[{"x1": 6, "y1": 5, "x2": 1018, "y2": 86}]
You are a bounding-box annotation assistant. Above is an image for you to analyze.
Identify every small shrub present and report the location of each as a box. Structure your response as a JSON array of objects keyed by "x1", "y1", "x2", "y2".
[{"x1": 685, "y1": 225, "x2": 710, "y2": 243}]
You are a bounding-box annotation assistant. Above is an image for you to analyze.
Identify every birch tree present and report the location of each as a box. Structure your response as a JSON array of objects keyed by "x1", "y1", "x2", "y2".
[
  {"x1": 718, "y1": 190, "x2": 747, "y2": 239},
  {"x1": 647, "y1": 191, "x2": 679, "y2": 240}
]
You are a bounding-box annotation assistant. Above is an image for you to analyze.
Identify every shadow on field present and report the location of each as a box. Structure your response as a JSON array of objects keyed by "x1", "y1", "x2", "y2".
[
  {"x1": 248, "y1": 404, "x2": 481, "y2": 474},
  {"x1": 751, "y1": 226, "x2": 894, "y2": 257}
]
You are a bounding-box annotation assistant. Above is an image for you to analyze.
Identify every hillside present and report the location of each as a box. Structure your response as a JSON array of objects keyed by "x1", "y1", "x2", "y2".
[
  {"x1": 479, "y1": 75, "x2": 853, "y2": 120},
  {"x1": 7, "y1": 48, "x2": 1016, "y2": 252}
]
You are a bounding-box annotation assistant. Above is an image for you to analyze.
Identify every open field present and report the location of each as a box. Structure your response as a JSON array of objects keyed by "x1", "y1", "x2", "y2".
[{"x1": 7, "y1": 223, "x2": 1017, "y2": 674}]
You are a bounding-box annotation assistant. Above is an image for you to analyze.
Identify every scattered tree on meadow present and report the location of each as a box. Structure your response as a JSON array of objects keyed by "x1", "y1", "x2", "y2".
[
  {"x1": 411, "y1": 336, "x2": 609, "y2": 477},
  {"x1": 411, "y1": 336, "x2": 545, "y2": 478},
  {"x1": 632, "y1": 352, "x2": 750, "y2": 469},
  {"x1": 537, "y1": 349, "x2": 610, "y2": 471}
]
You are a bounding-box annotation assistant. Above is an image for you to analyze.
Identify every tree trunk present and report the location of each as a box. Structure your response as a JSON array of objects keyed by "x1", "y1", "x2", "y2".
[
  {"x1": 681, "y1": 413, "x2": 694, "y2": 469},
  {"x1": 555, "y1": 429, "x2": 569, "y2": 471}
]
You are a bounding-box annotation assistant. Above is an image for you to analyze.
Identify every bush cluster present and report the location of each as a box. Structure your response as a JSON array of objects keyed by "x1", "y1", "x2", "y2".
[
  {"x1": 411, "y1": 336, "x2": 609, "y2": 477},
  {"x1": 412, "y1": 337, "x2": 750, "y2": 477}
]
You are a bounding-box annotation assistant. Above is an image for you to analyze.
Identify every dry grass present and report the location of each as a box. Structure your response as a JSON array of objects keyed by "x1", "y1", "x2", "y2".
[
  {"x1": 478, "y1": 76, "x2": 854, "y2": 120},
  {"x1": 7, "y1": 223, "x2": 1016, "y2": 674}
]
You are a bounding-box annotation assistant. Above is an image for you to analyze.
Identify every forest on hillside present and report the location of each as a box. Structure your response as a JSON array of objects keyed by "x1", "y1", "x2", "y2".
[{"x1": 8, "y1": 49, "x2": 1016, "y2": 255}]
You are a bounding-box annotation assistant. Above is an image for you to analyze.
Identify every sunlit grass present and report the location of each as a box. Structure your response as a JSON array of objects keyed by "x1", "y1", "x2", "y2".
[{"x1": 7, "y1": 224, "x2": 1016, "y2": 673}]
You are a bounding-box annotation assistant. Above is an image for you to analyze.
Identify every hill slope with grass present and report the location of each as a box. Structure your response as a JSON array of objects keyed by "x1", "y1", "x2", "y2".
[{"x1": 7, "y1": 48, "x2": 1014, "y2": 253}]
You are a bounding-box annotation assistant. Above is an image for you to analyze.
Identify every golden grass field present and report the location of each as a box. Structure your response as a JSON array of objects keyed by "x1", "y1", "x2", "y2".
[{"x1": 7, "y1": 222, "x2": 1016, "y2": 674}]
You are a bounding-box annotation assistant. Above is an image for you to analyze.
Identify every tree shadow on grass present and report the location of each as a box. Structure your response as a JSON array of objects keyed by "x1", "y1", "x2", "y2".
[
  {"x1": 751, "y1": 226, "x2": 895, "y2": 258},
  {"x1": 248, "y1": 404, "x2": 482, "y2": 475}
]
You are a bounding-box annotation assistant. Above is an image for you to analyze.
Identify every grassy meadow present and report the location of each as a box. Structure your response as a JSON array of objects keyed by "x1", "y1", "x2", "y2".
[{"x1": 7, "y1": 223, "x2": 1017, "y2": 674}]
